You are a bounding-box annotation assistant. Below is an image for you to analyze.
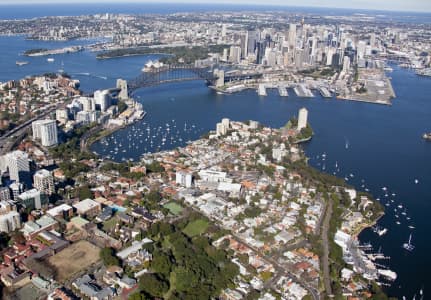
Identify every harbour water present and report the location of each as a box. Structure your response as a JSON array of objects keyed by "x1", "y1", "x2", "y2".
[{"x1": 0, "y1": 9, "x2": 431, "y2": 299}]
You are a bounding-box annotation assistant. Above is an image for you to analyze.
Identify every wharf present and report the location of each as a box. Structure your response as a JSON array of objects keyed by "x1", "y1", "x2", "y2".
[
  {"x1": 258, "y1": 84, "x2": 267, "y2": 96},
  {"x1": 278, "y1": 86, "x2": 289, "y2": 97},
  {"x1": 319, "y1": 87, "x2": 332, "y2": 98},
  {"x1": 294, "y1": 84, "x2": 314, "y2": 98}
]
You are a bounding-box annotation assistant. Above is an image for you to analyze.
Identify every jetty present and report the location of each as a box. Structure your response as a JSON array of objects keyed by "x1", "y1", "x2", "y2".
[{"x1": 294, "y1": 84, "x2": 314, "y2": 98}]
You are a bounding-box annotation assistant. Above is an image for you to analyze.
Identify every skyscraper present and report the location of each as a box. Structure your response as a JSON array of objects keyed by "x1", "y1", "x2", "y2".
[
  {"x1": 288, "y1": 24, "x2": 297, "y2": 49},
  {"x1": 256, "y1": 41, "x2": 266, "y2": 64},
  {"x1": 297, "y1": 108, "x2": 308, "y2": 131},
  {"x1": 229, "y1": 46, "x2": 241, "y2": 64}
]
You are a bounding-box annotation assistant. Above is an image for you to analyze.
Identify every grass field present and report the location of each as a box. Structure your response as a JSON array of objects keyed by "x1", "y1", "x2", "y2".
[
  {"x1": 47, "y1": 240, "x2": 101, "y2": 282},
  {"x1": 164, "y1": 202, "x2": 183, "y2": 215},
  {"x1": 182, "y1": 219, "x2": 209, "y2": 237}
]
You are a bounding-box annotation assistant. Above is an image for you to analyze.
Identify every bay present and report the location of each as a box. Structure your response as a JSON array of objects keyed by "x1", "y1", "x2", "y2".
[{"x1": 0, "y1": 22, "x2": 430, "y2": 300}]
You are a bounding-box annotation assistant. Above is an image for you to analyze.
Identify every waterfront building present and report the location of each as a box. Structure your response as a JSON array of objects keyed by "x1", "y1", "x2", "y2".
[
  {"x1": 0, "y1": 151, "x2": 30, "y2": 185},
  {"x1": 216, "y1": 123, "x2": 227, "y2": 136},
  {"x1": 222, "y1": 118, "x2": 230, "y2": 129},
  {"x1": 94, "y1": 90, "x2": 111, "y2": 112},
  {"x1": 33, "y1": 169, "x2": 55, "y2": 195},
  {"x1": 297, "y1": 108, "x2": 308, "y2": 131},
  {"x1": 249, "y1": 120, "x2": 259, "y2": 129},
  {"x1": 32, "y1": 119, "x2": 58, "y2": 147}
]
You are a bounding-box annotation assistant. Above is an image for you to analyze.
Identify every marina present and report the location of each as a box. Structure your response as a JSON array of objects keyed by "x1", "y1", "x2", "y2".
[{"x1": 0, "y1": 32, "x2": 428, "y2": 298}]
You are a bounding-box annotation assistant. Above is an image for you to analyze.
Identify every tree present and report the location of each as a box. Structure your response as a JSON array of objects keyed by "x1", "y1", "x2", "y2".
[
  {"x1": 138, "y1": 273, "x2": 169, "y2": 298},
  {"x1": 175, "y1": 266, "x2": 199, "y2": 292},
  {"x1": 100, "y1": 247, "x2": 120, "y2": 266},
  {"x1": 78, "y1": 185, "x2": 92, "y2": 200},
  {"x1": 151, "y1": 251, "x2": 172, "y2": 277}
]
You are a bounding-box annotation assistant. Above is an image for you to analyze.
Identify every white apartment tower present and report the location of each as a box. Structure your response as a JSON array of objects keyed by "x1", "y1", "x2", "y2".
[
  {"x1": 32, "y1": 119, "x2": 58, "y2": 147},
  {"x1": 0, "y1": 151, "x2": 30, "y2": 183},
  {"x1": 297, "y1": 107, "x2": 308, "y2": 131}
]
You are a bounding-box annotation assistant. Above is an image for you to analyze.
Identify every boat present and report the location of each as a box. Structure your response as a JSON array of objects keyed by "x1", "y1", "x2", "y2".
[
  {"x1": 423, "y1": 133, "x2": 431, "y2": 141},
  {"x1": 378, "y1": 269, "x2": 397, "y2": 281},
  {"x1": 373, "y1": 226, "x2": 388, "y2": 236},
  {"x1": 402, "y1": 234, "x2": 415, "y2": 251},
  {"x1": 378, "y1": 228, "x2": 388, "y2": 236},
  {"x1": 47, "y1": 57, "x2": 55, "y2": 62},
  {"x1": 16, "y1": 61, "x2": 29, "y2": 66}
]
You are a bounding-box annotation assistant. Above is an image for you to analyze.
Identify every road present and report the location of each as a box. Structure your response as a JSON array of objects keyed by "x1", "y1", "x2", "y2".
[
  {"x1": 321, "y1": 200, "x2": 333, "y2": 297},
  {"x1": 228, "y1": 233, "x2": 319, "y2": 300},
  {"x1": 0, "y1": 104, "x2": 62, "y2": 155}
]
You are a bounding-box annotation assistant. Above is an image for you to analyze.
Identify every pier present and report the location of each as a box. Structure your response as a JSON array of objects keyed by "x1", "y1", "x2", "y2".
[
  {"x1": 319, "y1": 87, "x2": 332, "y2": 98},
  {"x1": 258, "y1": 84, "x2": 267, "y2": 96},
  {"x1": 294, "y1": 84, "x2": 314, "y2": 98},
  {"x1": 278, "y1": 86, "x2": 289, "y2": 97}
]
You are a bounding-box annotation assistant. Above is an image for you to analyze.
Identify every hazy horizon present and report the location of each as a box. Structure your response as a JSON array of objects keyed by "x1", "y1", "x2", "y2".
[{"x1": 0, "y1": 0, "x2": 430, "y2": 13}]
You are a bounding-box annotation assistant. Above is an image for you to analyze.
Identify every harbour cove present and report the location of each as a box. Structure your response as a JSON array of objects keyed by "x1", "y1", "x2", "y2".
[{"x1": 0, "y1": 33, "x2": 430, "y2": 300}]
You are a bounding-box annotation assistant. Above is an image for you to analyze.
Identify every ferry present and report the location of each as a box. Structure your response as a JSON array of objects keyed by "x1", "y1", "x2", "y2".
[
  {"x1": 16, "y1": 61, "x2": 29, "y2": 66},
  {"x1": 423, "y1": 133, "x2": 431, "y2": 141}
]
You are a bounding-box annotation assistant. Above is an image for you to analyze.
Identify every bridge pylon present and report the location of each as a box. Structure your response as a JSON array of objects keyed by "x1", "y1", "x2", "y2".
[{"x1": 116, "y1": 79, "x2": 129, "y2": 101}]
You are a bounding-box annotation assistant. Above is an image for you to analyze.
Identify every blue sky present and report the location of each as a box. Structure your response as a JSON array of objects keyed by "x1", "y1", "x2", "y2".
[{"x1": 0, "y1": 0, "x2": 430, "y2": 13}]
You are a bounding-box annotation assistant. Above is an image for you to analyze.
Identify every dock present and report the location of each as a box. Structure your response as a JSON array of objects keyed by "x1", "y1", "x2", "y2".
[
  {"x1": 319, "y1": 87, "x2": 332, "y2": 98},
  {"x1": 294, "y1": 84, "x2": 314, "y2": 98},
  {"x1": 258, "y1": 84, "x2": 267, "y2": 96},
  {"x1": 278, "y1": 86, "x2": 288, "y2": 97}
]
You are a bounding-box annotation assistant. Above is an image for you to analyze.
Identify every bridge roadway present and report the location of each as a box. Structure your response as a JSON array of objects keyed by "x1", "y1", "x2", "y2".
[{"x1": 126, "y1": 64, "x2": 267, "y2": 92}]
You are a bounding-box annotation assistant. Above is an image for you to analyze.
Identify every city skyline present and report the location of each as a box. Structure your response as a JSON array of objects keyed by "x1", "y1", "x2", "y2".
[{"x1": 0, "y1": 0, "x2": 430, "y2": 13}]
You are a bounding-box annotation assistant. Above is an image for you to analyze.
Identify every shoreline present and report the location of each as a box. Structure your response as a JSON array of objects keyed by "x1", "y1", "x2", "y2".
[{"x1": 352, "y1": 211, "x2": 385, "y2": 239}]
